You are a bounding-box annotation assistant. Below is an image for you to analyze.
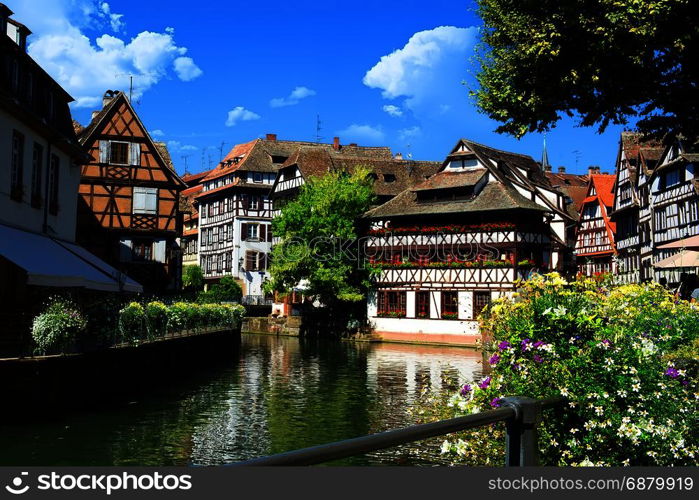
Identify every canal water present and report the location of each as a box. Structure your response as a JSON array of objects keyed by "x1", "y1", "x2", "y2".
[{"x1": 0, "y1": 334, "x2": 482, "y2": 466}]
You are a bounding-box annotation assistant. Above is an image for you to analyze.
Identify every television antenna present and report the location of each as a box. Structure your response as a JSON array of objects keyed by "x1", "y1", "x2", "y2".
[
  {"x1": 572, "y1": 149, "x2": 582, "y2": 169},
  {"x1": 181, "y1": 155, "x2": 191, "y2": 175},
  {"x1": 218, "y1": 141, "x2": 227, "y2": 162},
  {"x1": 315, "y1": 114, "x2": 323, "y2": 143}
]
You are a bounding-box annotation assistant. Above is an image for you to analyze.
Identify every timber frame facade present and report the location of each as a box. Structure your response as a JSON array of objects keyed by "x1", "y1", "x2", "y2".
[
  {"x1": 609, "y1": 132, "x2": 699, "y2": 285},
  {"x1": 574, "y1": 174, "x2": 617, "y2": 275},
  {"x1": 76, "y1": 90, "x2": 186, "y2": 292},
  {"x1": 363, "y1": 138, "x2": 574, "y2": 345}
]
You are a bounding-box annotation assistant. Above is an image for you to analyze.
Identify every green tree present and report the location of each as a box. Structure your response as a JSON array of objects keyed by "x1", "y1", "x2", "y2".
[
  {"x1": 474, "y1": 0, "x2": 699, "y2": 141},
  {"x1": 182, "y1": 264, "x2": 204, "y2": 291},
  {"x1": 197, "y1": 276, "x2": 243, "y2": 303},
  {"x1": 265, "y1": 168, "x2": 376, "y2": 307}
]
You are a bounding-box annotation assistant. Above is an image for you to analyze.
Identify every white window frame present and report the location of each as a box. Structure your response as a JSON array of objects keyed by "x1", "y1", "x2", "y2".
[{"x1": 133, "y1": 186, "x2": 158, "y2": 215}]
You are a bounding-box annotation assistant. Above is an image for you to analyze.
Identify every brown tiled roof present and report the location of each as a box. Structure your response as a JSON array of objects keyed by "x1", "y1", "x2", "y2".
[
  {"x1": 154, "y1": 142, "x2": 173, "y2": 170},
  {"x1": 182, "y1": 170, "x2": 213, "y2": 186},
  {"x1": 72, "y1": 120, "x2": 84, "y2": 136},
  {"x1": 545, "y1": 171, "x2": 589, "y2": 215},
  {"x1": 411, "y1": 169, "x2": 486, "y2": 191},
  {"x1": 365, "y1": 182, "x2": 548, "y2": 218}
]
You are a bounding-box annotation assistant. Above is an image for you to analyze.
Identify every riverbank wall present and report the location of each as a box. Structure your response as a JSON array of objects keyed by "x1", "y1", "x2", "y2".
[{"x1": 0, "y1": 327, "x2": 240, "y2": 421}]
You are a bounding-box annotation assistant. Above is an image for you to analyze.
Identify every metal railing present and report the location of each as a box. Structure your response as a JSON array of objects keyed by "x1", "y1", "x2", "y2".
[
  {"x1": 232, "y1": 396, "x2": 565, "y2": 466},
  {"x1": 241, "y1": 295, "x2": 273, "y2": 306}
]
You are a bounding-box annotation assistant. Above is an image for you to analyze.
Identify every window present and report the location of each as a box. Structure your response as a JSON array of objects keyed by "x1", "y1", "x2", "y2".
[
  {"x1": 10, "y1": 130, "x2": 24, "y2": 201},
  {"x1": 48, "y1": 154, "x2": 60, "y2": 215},
  {"x1": 253, "y1": 172, "x2": 263, "y2": 183},
  {"x1": 473, "y1": 291, "x2": 491, "y2": 317},
  {"x1": 416, "y1": 291, "x2": 431, "y2": 319},
  {"x1": 110, "y1": 141, "x2": 129, "y2": 165},
  {"x1": 227, "y1": 223, "x2": 233, "y2": 241},
  {"x1": 245, "y1": 251, "x2": 267, "y2": 271},
  {"x1": 224, "y1": 252, "x2": 232, "y2": 271},
  {"x1": 441, "y1": 291, "x2": 458, "y2": 318},
  {"x1": 248, "y1": 224, "x2": 259, "y2": 240},
  {"x1": 31, "y1": 143, "x2": 43, "y2": 208},
  {"x1": 383, "y1": 174, "x2": 396, "y2": 183},
  {"x1": 377, "y1": 291, "x2": 406, "y2": 317},
  {"x1": 249, "y1": 195, "x2": 259, "y2": 210},
  {"x1": 133, "y1": 187, "x2": 158, "y2": 215},
  {"x1": 132, "y1": 240, "x2": 153, "y2": 261}
]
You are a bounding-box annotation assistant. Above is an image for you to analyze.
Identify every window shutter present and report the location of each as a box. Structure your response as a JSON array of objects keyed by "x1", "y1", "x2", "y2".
[
  {"x1": 99, "y1": 141, "x2": 109, "y2": 163},
  {"x1": 130, "y1": 142, "x2": 141, "y2": 166},
  {"x1": 132, "y1": 187, "x2": 146, "y2": 213},
  {"x1": 259, "y1": 224, "x2": 267, "y2": 242},
  {"x1": 261, "y1": 253, "x2": 268, "y2": 270},
  {"x1": 267, "y1": 225, "x2": 273, "y2": 242},
  {"x1": 241, "y1": 223, "x2": 248, "y2": 240},
  {"x1": 145, "y1": 188, "x2": 158, "y2": 214}
]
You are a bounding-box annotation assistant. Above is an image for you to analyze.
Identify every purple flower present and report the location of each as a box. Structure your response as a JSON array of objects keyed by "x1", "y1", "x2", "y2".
[
  {"x1": 601, "y1": 339, "x2": 611, "y2": 345},
  {"x1": 533, "y1": 354, "x2": 544, "y2": 364},
  {"x1": 498, "y1": 341, "x2": 511, "y2": 351},
  {"x1": 490, "y1": 397, "x2": 503, "y2": 408},
  {"x1": 682, "y1": 380, "x2": 689, "y2": 386},
  {"x1": 533, "y1": 340, "x2": 545, "y2": 349},
  {"x1": 521, "y1": 339, "x2": 531, "y2": 352},
  {"x1": 459, "y1": 384, "x2": 472, "y2": 396},
  {"x1": 478, "y1": 377, "x2": 491, "y2": 389},
  {"x1": 665, "y1": 367, "x2": 679, "y2": 378},
  {"x1": 489, "y1": 354, "x2": 500, "y2": 365}
]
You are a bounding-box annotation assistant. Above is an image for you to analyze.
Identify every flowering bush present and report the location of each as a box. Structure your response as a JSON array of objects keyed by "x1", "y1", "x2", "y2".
[
  {"x1": 119, "y1": 302, "x2": 146, "y2": 342},
  {"x1": 370, "y1": 260, "x2": 512, "y2": 270},
  {"x1": 144, "y1": 301, "x2": 168, "y2": 339},
  {"x1": 368, "y1": 222, "x2": 515, "y2": 235},
  {"x1": 31, "y1": 299, "x2": 87, "y2": 354},
  {"x1": 377, "y1": 310, "x2": 406, "y2": 318},
  {"x1": 441, "y1": 312, "x2": 459, "y2": 320},
  {"x1": 416, "y1": 274, "x2": 698, "y2": 466}
]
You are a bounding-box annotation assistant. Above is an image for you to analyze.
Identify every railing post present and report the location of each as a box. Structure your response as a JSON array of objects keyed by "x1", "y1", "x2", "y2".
[{"x1": 502, "y1": 396, "x2": 542, "y2": 466}]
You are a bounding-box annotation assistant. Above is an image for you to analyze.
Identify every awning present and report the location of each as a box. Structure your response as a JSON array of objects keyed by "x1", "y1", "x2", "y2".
[
  {"x1": 653, "y1": 249, "x2": 699, "y2": 269},
  {"x1": 657, "y1": 234, "x2": 699, "y2": 250},
  {"x1": 0, "y1": 223, "x2": 142, "y2": 292}
]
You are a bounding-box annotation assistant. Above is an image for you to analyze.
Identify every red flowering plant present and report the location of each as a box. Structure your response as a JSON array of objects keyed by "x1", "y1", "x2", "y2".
[
  {"x1": 368, "y1": 222, "x2": 516, "y2": 236},
  {"x1": 441, "y1": 312, "x2": 459, "y2": 320}
]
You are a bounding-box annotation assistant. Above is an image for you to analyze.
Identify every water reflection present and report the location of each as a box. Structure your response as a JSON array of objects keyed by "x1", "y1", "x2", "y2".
[{"x1": 0, "y1": 334, "x2": 482, "y2": 466}]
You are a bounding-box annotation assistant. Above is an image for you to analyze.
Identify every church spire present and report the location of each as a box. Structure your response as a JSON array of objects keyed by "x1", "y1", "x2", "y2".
[{"x1": 541, "y1": 136, "x2": 551, "y2": 172}]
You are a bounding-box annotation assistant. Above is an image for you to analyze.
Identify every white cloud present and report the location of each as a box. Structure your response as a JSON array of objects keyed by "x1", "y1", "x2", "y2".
[
  {"x1": 151, "y1": 129, "x2": 165, "y2": 137},
  {"x1": 225, "y1": 107, "x2": 261, "y2": 127},
  {"x1": 269, "y1": 86, "x2": 316, "y2": 108},
  {"x1": 336, "y1": 124, "x2": 385, "y2": 145},
  {"x1": 12, "y1": 0, "x2": 202, "y2": 108},
  {"x1": 382, "y1": 104, "x2": 403, "y2": 117},
  {"x1": 167, "y1": 141, "x2": 198, "y2": 154},
  {"x1": 173, "y1": 57, "x2": 203, "y2": 81},
  {"x1": 398, "y1": 126, "x2": 421, "y2": 141},
  {"x1": 363, "y1": 26, "x2": 477, "y2": 117}
]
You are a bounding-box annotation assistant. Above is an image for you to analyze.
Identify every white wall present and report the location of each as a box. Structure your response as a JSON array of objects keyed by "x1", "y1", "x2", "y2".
[
  {"x1": 373, "y1": 317, "x2": 481, "y2": 336},
  {"x1": 0, "y1": 109, "x2": 79, "y2": 241}
]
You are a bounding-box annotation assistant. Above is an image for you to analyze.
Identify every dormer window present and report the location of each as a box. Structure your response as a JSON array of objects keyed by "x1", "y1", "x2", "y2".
[
  {"x1": 384, "y1": 174, "x2": 396, "y2": 183},
  {"x1": 253, "y1": 172, "x2": 263, "y2": 183}
]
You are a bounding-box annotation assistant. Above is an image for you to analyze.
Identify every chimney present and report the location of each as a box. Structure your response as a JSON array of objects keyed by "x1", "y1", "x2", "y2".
[
  {"x1": 91, "y1": 110, "x2": 100, "y2": 120},
  {"x1": 544, "y1": 165, "x2": 552, "y2": 172},
  {"x1": 266, "y1": 133, "x2": 277, "y2": 142},
  {"x1": 588, "y1": 165, "x2": 601, "y2": 175},
  {"x1": 102, "y1": 90, "x2": 117, "y2": 108},
  {"x1": 558, "y1": 166, "x2": 566, "y2": 173},
  {"x1": 333, "y1": 137, "x2": 340, "y2": 151},
  {"x1": 394, "y1": 152, "x2": 403, "y2": 160}
]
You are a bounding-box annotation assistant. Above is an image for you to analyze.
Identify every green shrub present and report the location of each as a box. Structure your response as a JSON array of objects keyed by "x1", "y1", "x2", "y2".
[
  {"x1": 197, "y1": 276, "x2": 242, "y2": 303},
  {"x1": 166, "y1": 302, "x2": 189, "y2": 332},
  {"x1": 118, "y1": 302, "x2": 145, "y2": 342},
  {"x1": 419, "y1": 274, "x2": 698, "y2": 466},
  {"x1": 31, "y1": 299, "x2": 87, "y2": 354},
  {"x1": 144, "y1": 301, "x2": 168, "y2": 339},
  {"x1": 182, "y1": 264, "x2": 204, "y2": 291}
]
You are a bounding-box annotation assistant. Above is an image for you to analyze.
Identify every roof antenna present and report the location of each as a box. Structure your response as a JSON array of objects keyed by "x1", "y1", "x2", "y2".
[
  {"x1": 572, "y1": 149, "x2": 582, "y2": 170},
  {"x1": 115, "y1": 73, "x2": 136, "y2": 102},
  {"x1": 315, "y1": 114, "x2": 323, "y2": 143},
  {"x1": 218, "y1": 141, "x2": 227, "y2": 162},
  {"x1": 181, "y1": 155, "x2": 190, "y2": 175}
]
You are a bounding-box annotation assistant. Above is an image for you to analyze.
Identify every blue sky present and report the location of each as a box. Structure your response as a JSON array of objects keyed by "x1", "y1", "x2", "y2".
[{"x1": 13, "y1": 0, "x2": 625, "y2": 176}]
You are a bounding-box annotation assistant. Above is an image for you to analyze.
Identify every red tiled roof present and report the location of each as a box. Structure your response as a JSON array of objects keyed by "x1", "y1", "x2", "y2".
[
  {"x1": 202, "y1": 140, "x2": 259, "y2": 182},
  {"x1": 182, "y1": 170, "x2": 213, "y2": 186},
  {"x1": 591, "y1": 174, "x2": 616, "y2": 207},
  {"x1": 182, "y1": 184, "x2": 203, "y2": 197}
]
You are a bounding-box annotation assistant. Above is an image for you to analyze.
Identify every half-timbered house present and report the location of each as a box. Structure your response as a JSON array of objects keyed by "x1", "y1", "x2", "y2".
[
  {"x1": 574, "y1": 173, "x2": 617, "y2": 275},
  {"x1": 610, "y1": 132, "x2": 664, "y2": 283},
  {"x1": 0, "y1": 7, "x2": 141, "y2": 354},
  {"x1": 180, "y1": 170, "x2": 210, "y2": 270},
  {"x1": 76, "y1": 90, "x2": 186, "y2": 293},
  {"x1": 647, "y1": 139, "x2": 699, "y2": 284},
  {"x1": 363, "y1": 139, "x2": 574, "y2": 346}
]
